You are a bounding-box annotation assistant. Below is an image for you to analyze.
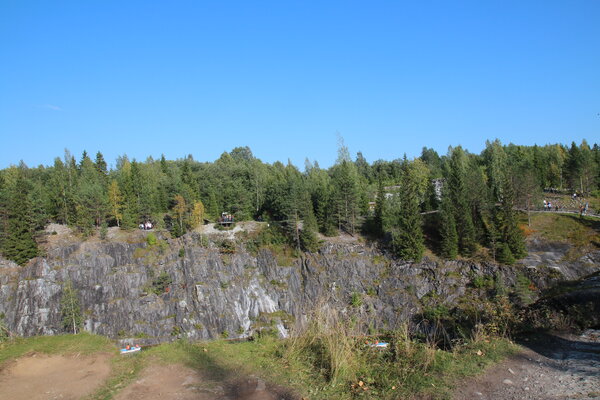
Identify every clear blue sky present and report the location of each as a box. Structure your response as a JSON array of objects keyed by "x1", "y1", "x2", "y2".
[{"x1": 1, "y1": 1, "x2": 599, "y2": 169}]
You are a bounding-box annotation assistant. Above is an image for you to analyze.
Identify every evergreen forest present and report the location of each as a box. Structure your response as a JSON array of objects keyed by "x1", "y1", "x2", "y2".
[{"x1": 1, "y1": 139, "x2": 599, "y2": 266}]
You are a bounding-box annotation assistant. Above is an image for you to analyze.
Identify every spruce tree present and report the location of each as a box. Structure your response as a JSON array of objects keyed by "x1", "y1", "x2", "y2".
[
  {"x1": 498, "y1": 177, "x2": 526, "y2": 259},
  {"x1": 439, "y1": 194, "x2": 458, "y2": 259},
  {"x1": 447, "y1": 147, "x2": 477, "y2": 256},
  {"x1": 331, "y1": 161, "x2": 361, "y2": 235},
  {"x1": 3, "y1": 174, "x2": 38, "y2": 265},
  {"x1": 94, "y1": 151, "x2": 108, "y2": 181},
  {"x1": 390, "y1": 158, "x2": 424, "y2": 262}
]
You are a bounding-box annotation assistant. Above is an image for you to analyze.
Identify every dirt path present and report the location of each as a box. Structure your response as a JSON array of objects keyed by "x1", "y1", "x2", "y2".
[
  {"x1": 454, "y1": 330, "x2": 600, "y2": 400},
  {"x1": 115, "y1": 363, "x2": 291, "y2": 400},
  {"x1": 0, "y1": 353, "x2": 112, "y2": 400}
]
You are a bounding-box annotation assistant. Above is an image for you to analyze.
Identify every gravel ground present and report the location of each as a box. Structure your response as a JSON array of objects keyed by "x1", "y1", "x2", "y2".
[{"x1": 455, "y1": 329, "x2": 600, "y2": 400}]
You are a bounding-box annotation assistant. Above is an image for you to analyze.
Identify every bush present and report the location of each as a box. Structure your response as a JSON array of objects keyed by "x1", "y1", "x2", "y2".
[
  {"x1": 149, "y1": 271, "x2": 173, "y2": 295},
  {"x1": 146, "y1": 233, "x2": 158, "y2": 246},
  {"x1": 472, "y1": 275, "x2": 494, "y2": 289},
  {"x1": 514, "y1": 273, "x2": 536, "y2": 305}
]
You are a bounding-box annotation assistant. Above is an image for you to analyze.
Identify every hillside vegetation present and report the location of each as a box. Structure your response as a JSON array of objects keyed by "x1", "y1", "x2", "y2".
[{"x1": 1, "y1": 139, "x2": 598, "y2": 268}]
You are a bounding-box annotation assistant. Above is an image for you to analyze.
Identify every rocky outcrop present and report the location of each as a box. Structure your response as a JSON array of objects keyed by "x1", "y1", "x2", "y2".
[{"x1": 0, "y1": 231, "x2": 598, "y2": 344}]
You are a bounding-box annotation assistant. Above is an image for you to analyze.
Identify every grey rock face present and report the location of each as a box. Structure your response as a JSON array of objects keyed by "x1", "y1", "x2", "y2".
[{"x1": 0, "y1": 232, "x2": 598, "y2": 344}]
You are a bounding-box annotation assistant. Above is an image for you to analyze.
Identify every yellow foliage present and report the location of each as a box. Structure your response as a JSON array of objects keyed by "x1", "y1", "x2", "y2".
[{"x1": 190, "y1": 201, "x2": 205, "y2": 228}]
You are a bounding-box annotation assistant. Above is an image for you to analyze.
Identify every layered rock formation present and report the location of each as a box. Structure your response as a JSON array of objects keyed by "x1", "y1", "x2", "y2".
[{"x1": 0, "y1": 229, "x2": 598, "y2": 344}]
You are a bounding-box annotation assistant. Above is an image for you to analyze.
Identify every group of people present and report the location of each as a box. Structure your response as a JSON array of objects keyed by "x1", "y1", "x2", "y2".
[
  {"x1": 542, "y1": 199, "x2": 560, "y2": 211},
  {"x1": 542, "y1": 198, "x2": 592, "y2": 216},
  {"x1": 138, "y1": 221, "x2": 153, "y2": 230},
  {"x1": 218, "y1": 213, "x2": 234, "y2": 224}
]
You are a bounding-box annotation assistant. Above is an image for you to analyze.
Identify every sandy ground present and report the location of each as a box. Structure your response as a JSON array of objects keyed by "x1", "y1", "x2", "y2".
[
  {"x1": 0, "y1": 352, "x2": 112, "y2": 400},
  {"x1": 454, "y1": 330, "x2": 600, "y2": 400}
]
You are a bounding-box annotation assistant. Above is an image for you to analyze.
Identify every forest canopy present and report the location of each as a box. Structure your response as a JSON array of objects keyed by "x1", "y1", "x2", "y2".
[{"x1": 1, "y1": 140, "x2": 598, "y2": 266}]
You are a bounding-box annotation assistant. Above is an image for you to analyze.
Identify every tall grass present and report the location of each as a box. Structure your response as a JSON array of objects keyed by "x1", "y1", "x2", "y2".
[{"x1": 285, "y1": 302, "x2": 362, "y2": 385}]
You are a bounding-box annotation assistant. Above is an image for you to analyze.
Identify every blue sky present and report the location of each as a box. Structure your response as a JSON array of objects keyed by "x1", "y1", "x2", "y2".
[{"x1": 1, "y1": 1, "x2": 599, "y2": 169}]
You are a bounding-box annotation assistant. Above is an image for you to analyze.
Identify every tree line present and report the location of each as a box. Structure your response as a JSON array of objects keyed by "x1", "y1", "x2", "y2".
[{"x1": 0, "y1": 139, "x2": 598, "y2": 266}]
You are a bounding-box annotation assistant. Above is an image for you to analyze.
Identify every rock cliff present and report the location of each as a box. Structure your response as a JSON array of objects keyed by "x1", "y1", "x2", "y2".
[{"x1": 0, "y1": 229, "x2": 598, "y2": 344}]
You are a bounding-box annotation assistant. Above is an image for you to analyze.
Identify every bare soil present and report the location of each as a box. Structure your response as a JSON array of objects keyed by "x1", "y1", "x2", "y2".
[
  {"x1": 454, "y1": 330, "x2": 600, "y2": 400},
  {"x1": 114, "y1": 363, "x2": 216, "y2": 400},
  {"x1": 114, "y1": 363, "x2": 292, "y2": 400},
  {"x1": 0, "y1": 352, "x2": 112, "y2": 400}
]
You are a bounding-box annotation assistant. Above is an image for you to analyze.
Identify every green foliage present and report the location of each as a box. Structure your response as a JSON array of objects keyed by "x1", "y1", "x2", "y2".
[
  {"x1": 99, "y1": 222, "x2": 108, "y2": 240},
  {"x1": 514, "y1": 273, "x2": 536, "y2": 305},
  {"x1": 1, "y1": 172, "x2": 38, "y2": 265},
  {"x1": 146, "y1": 232, "x2": 158, "y2": 246},
  {"x1": 440, "y1": 197, "x2": 459, "y2": 259},
  {"x1": 422, "y1": 304, "x2": 450, "y2": 321},
  {"x1": 0, "y1": 313, "x2": 9, "y2": 342},
  {"x1": 148, "y1": 271, "x2": 172, "y2": 295},
  {"x1": 373, "y1": 178, "x2": 385, "y2": 236},
  {"x1": 388, "y1": 158, "x2": 425, "y2": 262},
  {"x1": 60, "y1": 280, "x2": 83, "y2": 334},
  {"x1": 497, "y1": 243, "x2": 515, "y2": 265},
  {"x1": 472, "y1": 275, "x2": 494, "y2": 289},
  {"x1": 350, "y1": 292, "x2": 363, "y2": 307},
  {"x1": 1, "y1": 140, "x2": 598, "y2": 268}
]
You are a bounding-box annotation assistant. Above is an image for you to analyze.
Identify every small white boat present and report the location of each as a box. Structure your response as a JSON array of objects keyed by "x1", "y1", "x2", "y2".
[{"x1": 120, "y1": 345, "x2": 142, "y2": 354}]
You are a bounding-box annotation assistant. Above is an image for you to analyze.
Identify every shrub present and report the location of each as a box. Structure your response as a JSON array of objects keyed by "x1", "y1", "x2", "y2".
[
  {"x1": 514, "y1": 273, "x2": 536, "y2": 305},
  {"x1": 146, "y1": 233, "x2": 158, "y2": 246},
  {"x1": 472, "y1": 275, "x2": 494, "y2": 289},
  {"x1": 149, "y1": 271, "x2": 172, "y2": 295}
]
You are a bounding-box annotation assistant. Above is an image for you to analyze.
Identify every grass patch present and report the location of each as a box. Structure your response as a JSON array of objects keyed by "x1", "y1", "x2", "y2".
[
  {"x1": 526, "y1": 213, "x2": 599, "y2": 245},
  {"x1": 0, "y1": 328, "x2": 519, "y2": 400},
  {"x1": 523, "y1": 213, "x2": 600, "y2": 260},
  {"x1": 0, "y1": 333, "x2": 115, "y2": 364}
]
